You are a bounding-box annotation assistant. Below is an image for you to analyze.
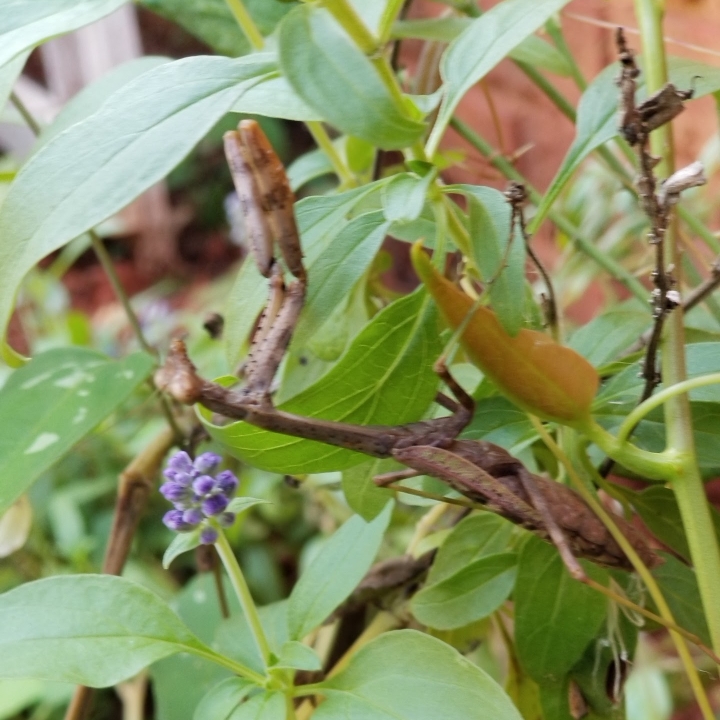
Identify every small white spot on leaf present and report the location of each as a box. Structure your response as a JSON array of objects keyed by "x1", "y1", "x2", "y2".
[
  {"x1": 54, "y1": 369, "x2": 91, "y2": 388},
  {"x1": 77, "y1": 389, "x2": 90, "y2": 397},
  {"x1": 21, "y1": 371, "x2": 52, "y2": 389},
  {"x1": 72, "y1": 407, "x2": 88, "y2": 424},
  {"x1": 25, "y1": 432, "x2": 60, "y2": 454},
  {"x1": 117, "y1": 369, "x2": 134, "y2": 380}
]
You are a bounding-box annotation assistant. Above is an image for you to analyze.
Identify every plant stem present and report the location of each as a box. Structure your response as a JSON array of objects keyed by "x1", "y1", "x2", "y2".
[
  {"x1": 194, "y1": 647, "x2": 267, "y2": 685},
  {"x1": 305, "y1": 121, "x2": 356, "y2": 186},
  {"x1": 530, "y1": 417, "x2": 716, "y2": 719},
  {"x1": 449, "y1": 117, "x2": 650, "y2": 301},
  {"x1": 225, "y1": 0, "x2": 265, "y2": 50},
  {"x1": 635, "y1": 0, "x2": 720, "y2": 661},
  {"x1": 10, "y1": 92, "x2": 41, "y2": 135},
  {"x1": 215, "y1": 530, "x2": 273, "y2": 668},
  {"x1": 617, "y1": 372, "x2": 720, "y2": 443}
]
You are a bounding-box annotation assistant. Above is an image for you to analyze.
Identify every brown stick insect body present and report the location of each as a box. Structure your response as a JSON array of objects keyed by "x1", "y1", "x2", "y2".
[{"x1": 156, "y1": 120, "x2": 659, "y2": 573}]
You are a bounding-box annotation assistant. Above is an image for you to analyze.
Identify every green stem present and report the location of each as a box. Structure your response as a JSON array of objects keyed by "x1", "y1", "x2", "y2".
[
  {"x1": 10, "y1": 92, "x2": 41, "y2": 135},
  {"x1": 194, "y1": 647, "x2": 267, "y2": 685},
  {"x1": 377, "y1": 0, "x2": 406, "y2": 43},
  {"x1": 530, "y1": 417, "x2": 716, "y2": 718},
  {"x1": 305, "y1": 121, "x2": 356, "y2": 186},
  {"x1": 636, "y1": 0, "x2": 720, "y2": 663},
  {"x1": 449, "y1": 117, "x2": 649, "y2": 301},
  {"x1": 224, "y1": 0, "x2": 265, "y2": 50},
  {"x1": 215, "y1": 530, "x2": 273, "y2": 668},
  {"x1": 617, "y1": 372, "x2": 720, "y2": 443},
  {"x1": 544, "y1": 18, "x2": 587, "y2": 90}
]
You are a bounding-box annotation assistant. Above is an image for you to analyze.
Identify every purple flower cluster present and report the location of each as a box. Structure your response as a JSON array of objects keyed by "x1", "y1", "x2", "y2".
[{"x1": 160, "y1": 451, "x2": 239, "y2": 544}]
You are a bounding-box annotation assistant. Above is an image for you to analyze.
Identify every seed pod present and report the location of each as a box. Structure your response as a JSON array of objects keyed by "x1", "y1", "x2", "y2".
[
  {"x1": 238, "y1": 120, "x2": 305, "y2": 281},
  {"x1": 223, "y1": 129, "x2": 274, "y2": 277}
]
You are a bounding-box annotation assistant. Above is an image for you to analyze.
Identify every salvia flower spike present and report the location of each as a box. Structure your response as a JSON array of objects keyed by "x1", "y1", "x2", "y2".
[{"x1": 160, "y1": 450, "x2": 238, "y2": 543}]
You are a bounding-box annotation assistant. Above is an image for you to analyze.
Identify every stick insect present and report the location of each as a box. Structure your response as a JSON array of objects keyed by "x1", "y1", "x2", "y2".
[{"x1": 156, "y1": 119, "x2": 659, "y2": 575}]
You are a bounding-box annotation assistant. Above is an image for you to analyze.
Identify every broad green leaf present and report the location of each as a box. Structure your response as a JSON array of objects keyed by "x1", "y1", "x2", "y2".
[
  {"x1": 224, "y1": 183, "x2": 381, "y2": 368},
  {"x1": 0, "y1": 348, "x2": 153, "y2": 514},
  {"x1": 35, "y1": 56, "x2": 171, "y2": 153},
  {"x1": 342, "y1": 458, "x2": 396, "y2": 521},
  {"x1": 515, "y1": 537, "x2": 608, "y2": 683},
  {"x1": 412, "y1": 243, "x2": 599, "y2": 422},
  {"x1": 287, "y1": 148, "x2": 334, "y2": 191},
  {"x1": 194, "y1": 678, "x2": 254, "y2": 720},
  {"x1": 230, "y1": 691, "x2": 284, "y2": 719},
  {"x1": 428, "y1": 514, "x2": 513, "y2": 583},
  {"x1": 462, "y1": 396, "x2": 536, "y2": 450},
  {"x1": 651, "y1": 553, "x2": 711, "y2": 646},
  {"x1": 274, "y1": 641, "x2": 321, "y2": 671},
  {"x1": 0, "y1": 575, "x2": 221, "y2": 687},
  {"x1": 0, "y1": 51, "x2": 29, "y2": 109},
  {"x1": 0, "y1": 54, "x2": 276, "y2": 341},
  {"x1": 152, "y1": 573, "x2": 242, "y2": 719},
  {"x1": 162, "y1": 529, "x2": 202, "y2": 569},
  {"x1": 140, "y1": 0, "x2": 290, "y2": 58},
  {"x1": 206, "y1": 289, "x2": 443, "y2": 474},
  {"x1": 392, "y1": 19, "x2": 571, "y2": 76},
  {"x1": 382, "y1": 172, "x2": 435, "y2": 223},
  {"x1": 461, "y1": 185, "x2": 526, "y2": 335},
  {"x1": 314, "y1": 629, "x2": 523, "y2": 720},
  {"x1": 278, "y1": 5, "x2": 425, "y2": 149},
  {"x1": 288, "y1": 502, "x2": 392, "y2": 640},
  {"x1": 428, "y1": 0, "x2": 571, "y2": 154},
  {"x1": 294, "y1": 211, "x2": 391, "y2": 344},
  {"x1": 569, "y1": 303, "x2": 650, "y2": 367},
  {"x1": 532, "y1": 57, "x2": 720, "y2": 231},
  {"x1": 412, "y1": 552, "x2": 517, "y2": 629},
  {"x1": 0, "y1": 0, "x2": 127, "y2": 68},
  {"x1": 231, "y1": 72, "x2": 321, "y2": 121}
]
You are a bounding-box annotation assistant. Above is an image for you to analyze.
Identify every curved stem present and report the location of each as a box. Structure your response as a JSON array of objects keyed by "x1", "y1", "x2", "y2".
[
  {"x1": 193, "y1": 647, "x2": 267, "y2": 685},
  {"x1": 617, "y1": 372, "x2": 720, "y2": 443},
  {"x1": 305, "y1": 121, "x2": 356, "y2": 186},
  {"x1": 215, "y1": 530, "x2": 273, "y2": 668},
  {"x1": 530, "y1": 417, "x2": 716, "y2": 719}
]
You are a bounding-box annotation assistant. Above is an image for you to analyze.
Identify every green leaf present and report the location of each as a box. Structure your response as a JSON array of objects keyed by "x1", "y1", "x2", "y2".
[
  {"x1": 140, "y1": 0, "x2": 289, "y2": 58},
  {"x1": 287, "y1": 148, "x2": 334, "y2": 191},
  {"x1": 462, "y1": 185, "x2": 526, "y2": 335},
  {"x1": 428, "y1": 514, "x2": 514, "y2": 583},
  {"x1": 206, "y1": 289, "x2": 443, "y2": 474},
  {"x1": 412, "y1": 552, "x2": 517, "y2": 630},
  {"x1": 278, "y1": 5, "x2": 425, "y2": 149},
  {"x1": 0, "y1": 0, "x2": 127, "y2": 68},
  {"x1": 568, "y1": 303, "x2": 650, "y2": 367},
  {"x1": 532, "y1": 57, "x2": 720, "y2": 231},
  {"x1": 0, "y1": 575, "x2": 221, "y2": 687},
  {"x1": 288, "y1": 502, "x2": 392, "y2": 640},
  {"x1": 194, "y1": 678, "x2": 254, "y2": 720},
  {"x1": 428, "y1": 0, "x2": 571, "y2": 154},
  {"x1": 0, "y1": 348, "x2": 153, "y2": 514},
  {"x1": 461, "y1": 396, "x2": 536, "y2": 450},
  {"x1": 163, "y1": 529, "x2": 202, "y2": 569},
  {"x1": 229, "y1": 691, "x2": 284, "y2": 719},
  {"x1": 314, "y1": 629, "x2": 523, "y2": 719},
  {"x1": 35, "y1": 56, "x2": 171, "y2": 153},
  {"x1": 392, "y1": 19, "x2": 571, "y2": 76},
  {"x1": 274, "y1": 641, "x2": 322, "y2": 671},
  {"x1": 342, "y1": 458, "x2": 396, "y2": 521},
  {"x1": 224, "y1": 183, "x2": 380, "y2": 368},
  {"x1": 382, "y1": 172, "x2": 435, "y2": 223},
  {"x1": 227, "y1": 496, "x2": 270, "y2": 514},
  {"x1": 0, "y1": 54, "x2": 276, "y2": 340},
  {"x1": 0, "y1": 51, "x2": 29, "y2": 109},
  {"x1": 231, "y1": 72, "x2": 322, "y2": 121},
  {"x1": 515, "y1": 536, "x2": 608, "y2": 683},
  {"x1": 294, "y1": 211, "x2": 391, "y2": 345},
  {"x1": 651, "y1": 553, "x2": 711, "y2": 646}
]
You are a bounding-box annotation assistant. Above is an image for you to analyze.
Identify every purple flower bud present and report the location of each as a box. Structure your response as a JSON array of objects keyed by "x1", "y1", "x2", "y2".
[
  {"x1": 216, "y1": 470, "x2": 239, "y2": 495},
  {"x1": 163, "y1": 509, "x2": 191, "y2": 532},
  {"x1": 202, "y1": 494, "x2": 229, "y2": 517},
  {"x1": 160, "y1": 481, "x2": 191, "y2": 503},
  {"x1": 164, "y1": 467, "x2": 194, "y2": 487},
  {"x1": 200, "y1": 527, "x2": 219, "y2": 545},
  {"x1": 182, "y1": 508, "x2": 203, "y2": 526},
  {"x1": 192, "y1": 475, "x2": 216, "y2": 495},
  {"x1": 193, "y1": 452, "x2": 222, "y2": 474},
  {"x1": 168, "y1": 451, "x2": 195, "y2": 475},
  {"x1": 218, "y1": 512, "x2": 236, "y2": 528}
]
